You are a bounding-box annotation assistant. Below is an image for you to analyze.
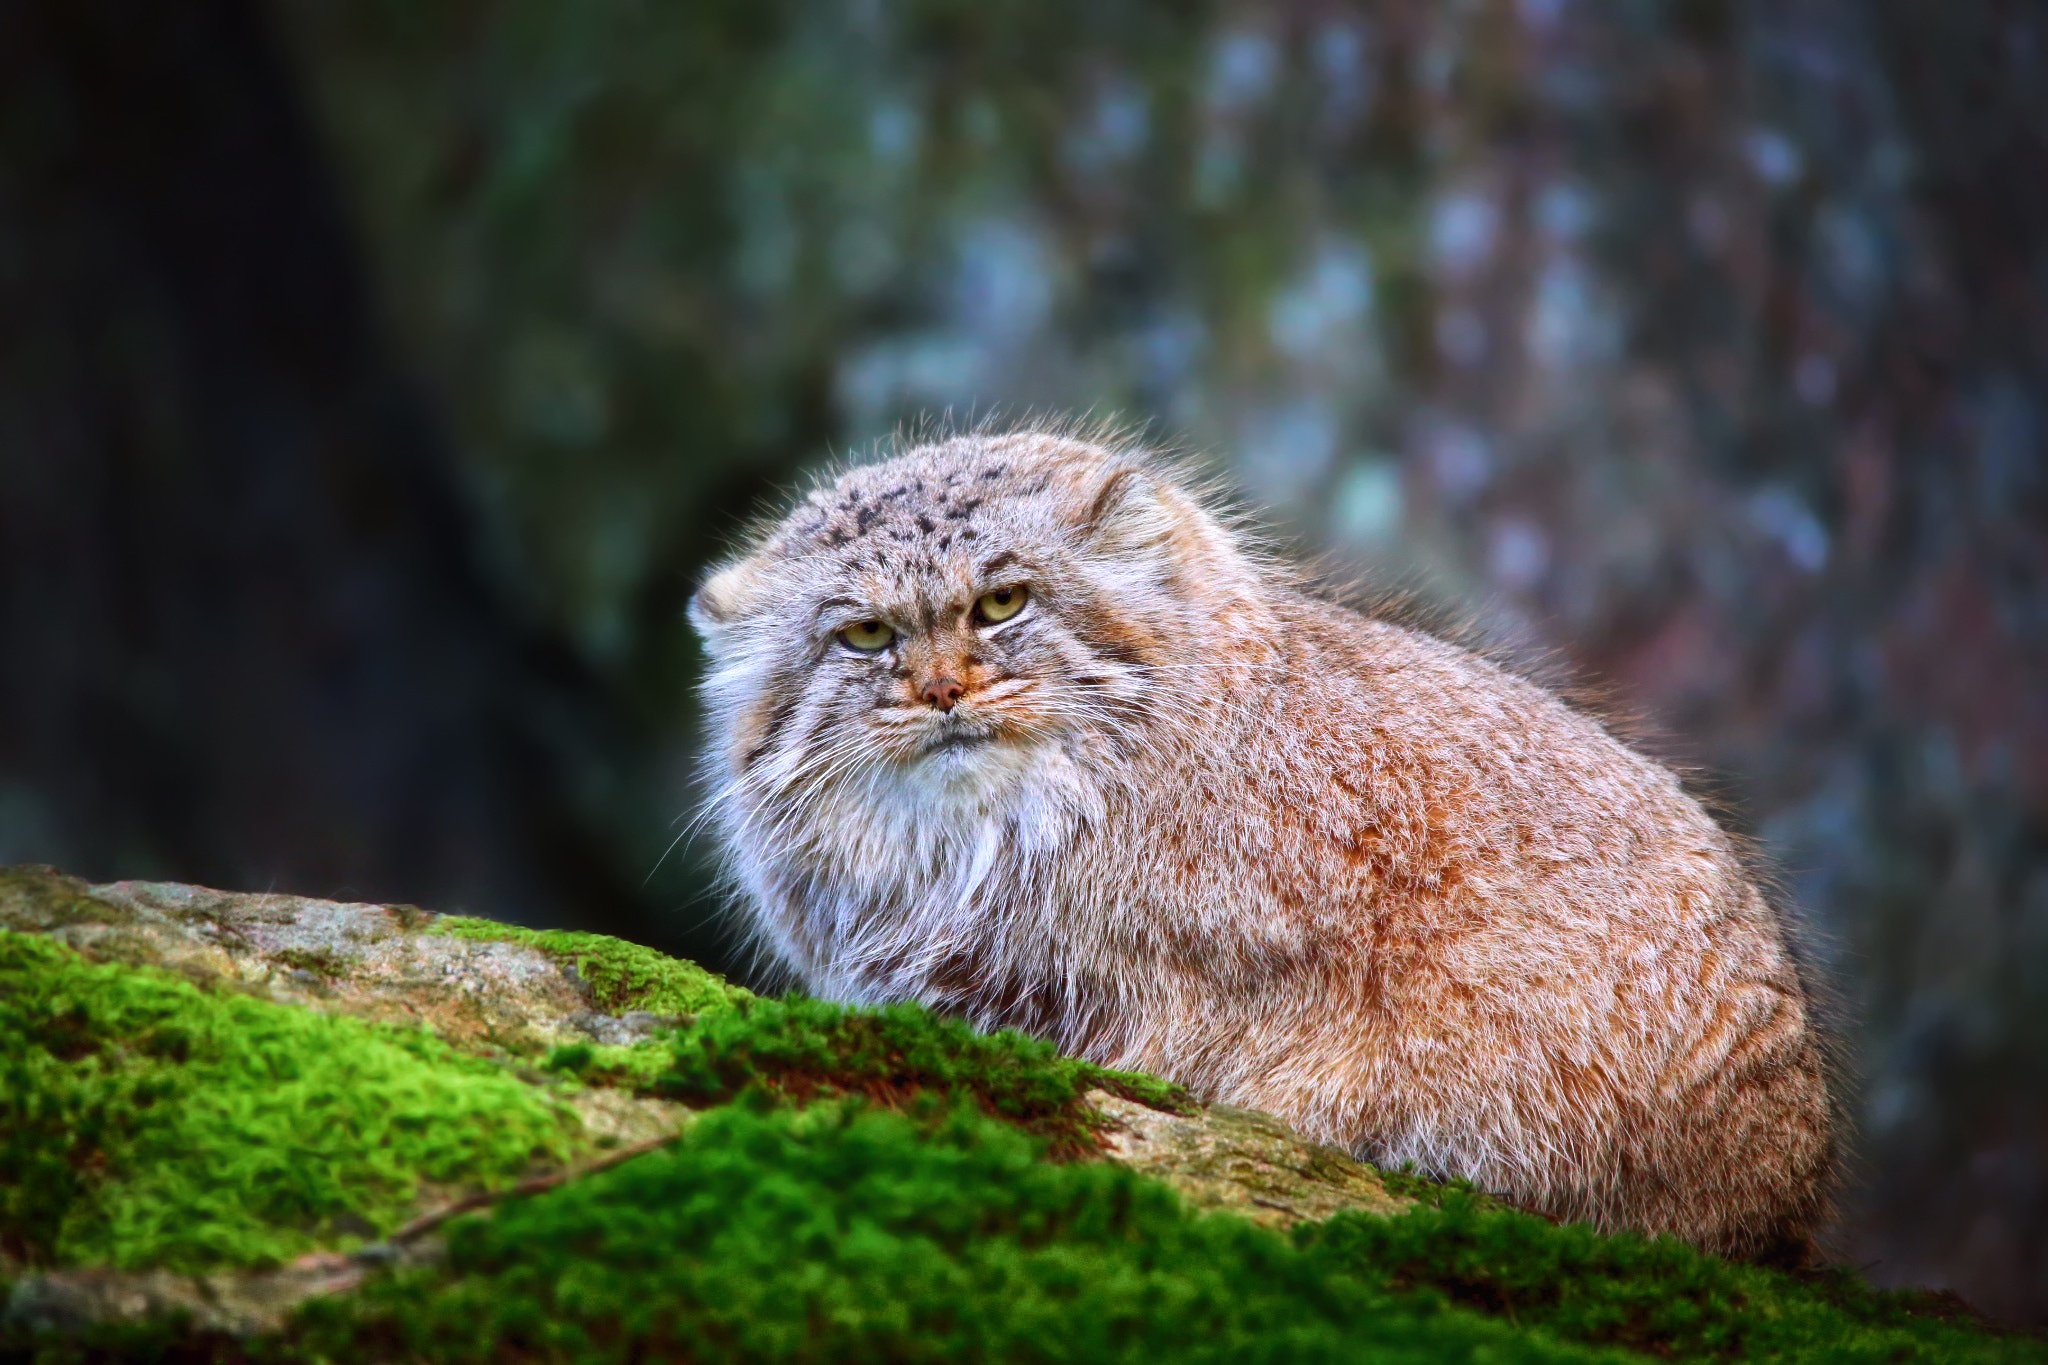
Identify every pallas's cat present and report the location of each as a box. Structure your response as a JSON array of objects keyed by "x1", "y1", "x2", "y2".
[{"x1": 690, "y1": 427, "x2": 1835, "y2": 1258}]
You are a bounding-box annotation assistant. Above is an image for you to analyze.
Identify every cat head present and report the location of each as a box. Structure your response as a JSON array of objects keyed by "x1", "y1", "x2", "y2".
[{"x1": 690, "y1": 429, "x2": 1257, "y2": 799}]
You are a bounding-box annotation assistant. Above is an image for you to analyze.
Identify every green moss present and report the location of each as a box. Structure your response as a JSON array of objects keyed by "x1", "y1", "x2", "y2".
[
  {"x1": 541, "y1": 1038, "x2": 677, "y2": 1091},
  {"x1": 428, "y1": 916, "x2": 751, "y2": 1017},
  {"x1": 0, "y1": 934, "x2": 2029, "y2": 1363},
  {"x1": 279, "y1": 1102, "x2": 2031, "y2": 1364},
  {"x1": 1375, "y1": 1162, "x2": 1510, "y2": 1211},
  {"x1": 1300, "y1": 1192, "x2": 2030, "y2": 1362},
  {"x1": 0, "y1": 929, "x2": 583, "y2": 1272},
  {"x1": 0, "y1": 916, "x2": 2028, "y2": 1361},
  {"x1": 288, "y1": 1101, "x2": 1618, "y2": 1365},
  {"x1": 655, "y1": 996, "x2": 1187, "y2": 1157}
]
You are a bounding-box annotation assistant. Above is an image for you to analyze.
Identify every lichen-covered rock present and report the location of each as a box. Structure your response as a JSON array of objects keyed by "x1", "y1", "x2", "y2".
[
  {"x1": 4, "y1": 1243, "x2": 432, "y2": 1340},
  {"x1": 0, "y1": 867, "x2": 1377, "y2": 1209},
  {"x1": 1090, "y1": 1093, "x2": 1410, "y2": 1227},
  {"x1": 0, "y1": 867, "x2": 1395, "y2": 1334},
  {"x1": 0, "y1": 866, "x2": 747, "y2": 1055},
  {"x1": 2, "y1": 865, "x2": 2034, "y2": 1363}
]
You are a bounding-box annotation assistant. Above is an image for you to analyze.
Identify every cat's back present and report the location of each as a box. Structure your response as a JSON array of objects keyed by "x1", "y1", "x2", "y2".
[
  {"x1": 1118, "y1": 587, "x2": 1738, "y2": 934},
  {"x1": 1107, "y1": 590, "x2": 1829, "y2": 1224}
]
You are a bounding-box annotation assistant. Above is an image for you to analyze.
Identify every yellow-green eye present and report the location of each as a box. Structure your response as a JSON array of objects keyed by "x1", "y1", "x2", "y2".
[
  {"x1": 838, "y1": 620, "x2": 895, "y2": 652},
  {"x1": 974, "y1": 585, "x2": 1028, "y2": 625}
]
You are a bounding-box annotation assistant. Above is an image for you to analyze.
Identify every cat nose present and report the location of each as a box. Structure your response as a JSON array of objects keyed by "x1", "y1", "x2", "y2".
[{"x1": 919, "y1": 677, "x2": 964, "y2": 712}]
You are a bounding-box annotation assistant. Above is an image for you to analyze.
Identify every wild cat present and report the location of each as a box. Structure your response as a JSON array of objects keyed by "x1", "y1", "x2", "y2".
[{"x1": 688, "y1": 425, "x2": 1836, "y2": 1259}]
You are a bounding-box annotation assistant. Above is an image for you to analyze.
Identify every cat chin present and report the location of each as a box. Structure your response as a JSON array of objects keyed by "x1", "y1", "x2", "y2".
[
  {"x1": 920, "y1": 730, "x2": 998, "y2": 756},
  {"x1": 894, "y1": 731, "x2": 1047, "y2": 798},
  {"x1": 914, "y1": 738, "x2": 1013, "y2": 783}
]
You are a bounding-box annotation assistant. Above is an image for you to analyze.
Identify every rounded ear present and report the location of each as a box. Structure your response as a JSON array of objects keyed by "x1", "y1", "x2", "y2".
[
  {"x1": 687, "y1": 558, "x2": 762, "y2": 640},
  {"x1": 1060, "y1": 457, "x2": 1244, "y2": 584},
  {"x1": 1064, "y1": 462, "x2": 1182, "y2": 557},
  {"x1": 1077, "y1": 465, "x2": 1146, "y2": 533}
]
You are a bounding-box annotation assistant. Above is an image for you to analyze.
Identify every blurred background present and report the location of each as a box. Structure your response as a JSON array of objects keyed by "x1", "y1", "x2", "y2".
[{"x1": 2, "y1": 0, "x2": 2043, "y2": 1322}]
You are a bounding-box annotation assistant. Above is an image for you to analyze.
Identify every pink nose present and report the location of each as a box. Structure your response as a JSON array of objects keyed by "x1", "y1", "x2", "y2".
[{"x1": 920, "y1": 677, "x2": 964, "y2": 712}]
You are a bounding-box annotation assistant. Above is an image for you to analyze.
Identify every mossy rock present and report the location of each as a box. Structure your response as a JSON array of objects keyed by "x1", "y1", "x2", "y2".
[
  {"x1": 0, "y1": 867, "x2": 2034, "y2": 1362},
  {"x1": 0, "y1": 867, "x2": 747, "y2": 1057}
]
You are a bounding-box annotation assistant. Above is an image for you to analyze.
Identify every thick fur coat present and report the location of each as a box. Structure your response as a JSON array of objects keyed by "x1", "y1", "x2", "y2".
[{"x1": 690, "y1": 427, "x2": 1836, "y2": 1258}]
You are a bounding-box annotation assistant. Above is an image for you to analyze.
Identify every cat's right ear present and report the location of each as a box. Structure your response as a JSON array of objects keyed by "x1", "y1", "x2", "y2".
[{"x1": 688, "y1": 559, "x2": 761, "y2": 641}]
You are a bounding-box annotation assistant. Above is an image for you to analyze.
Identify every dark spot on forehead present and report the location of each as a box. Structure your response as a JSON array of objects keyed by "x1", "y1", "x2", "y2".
[{"x1": 787, "y1": 457, "x2": 1036, "y2": 559}]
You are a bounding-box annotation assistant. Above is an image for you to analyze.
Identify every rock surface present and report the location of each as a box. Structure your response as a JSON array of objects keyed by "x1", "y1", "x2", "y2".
[
  {"x1": 1091, "y1": 1093, "x2": 1411, "y2": 1228},
  {"x1": 0, "y1": 865, "x2": 1407, "y2": 1336},
  {"x1": 4, "y1": 870, "x2": 668, "y2": 1052}
]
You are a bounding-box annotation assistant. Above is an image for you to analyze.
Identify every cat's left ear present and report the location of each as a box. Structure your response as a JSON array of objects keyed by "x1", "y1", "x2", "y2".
[
  {"x1": 1062, "y1": 462, "x2": 1158, "y2": 544},
  {"x1": 1065, "y1": 458, "x2": 1247, "y2": 591},
  {"x1": 1067, "y1": 461, "x2": 1214, "y2": 565},
  {"x1": 1074, "y1": 465, "x2": 1143, "y2": 532}
]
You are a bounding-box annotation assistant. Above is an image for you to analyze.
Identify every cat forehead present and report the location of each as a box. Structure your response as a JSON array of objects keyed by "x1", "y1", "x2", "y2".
[{"x1": 774, "y1": 443, "x2": 1071, "y2": 561}]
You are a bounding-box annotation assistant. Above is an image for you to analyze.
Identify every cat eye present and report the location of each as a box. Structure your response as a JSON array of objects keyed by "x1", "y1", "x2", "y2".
[
  {"x1": 973, "y1": 585, "x2": 1029, "y2": 625},
  {"x1": 837, "y1": 620, "x2": 896, "y2": 652}
]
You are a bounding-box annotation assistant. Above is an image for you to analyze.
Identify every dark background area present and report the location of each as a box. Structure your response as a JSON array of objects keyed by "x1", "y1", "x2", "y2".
[{"x1": 2, "y1": 0, "x2": 2042, "y2": 1323}]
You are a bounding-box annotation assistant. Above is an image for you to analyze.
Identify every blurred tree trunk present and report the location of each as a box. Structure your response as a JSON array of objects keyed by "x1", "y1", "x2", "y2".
[{"x1": 0, "y1": 0, "x2": 657, "y2": 941}]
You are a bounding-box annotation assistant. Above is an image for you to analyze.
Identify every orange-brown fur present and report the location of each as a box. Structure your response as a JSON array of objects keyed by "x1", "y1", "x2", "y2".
[{"x1": 690, "y1": 425, "x2": 1836, "y2": 1258}]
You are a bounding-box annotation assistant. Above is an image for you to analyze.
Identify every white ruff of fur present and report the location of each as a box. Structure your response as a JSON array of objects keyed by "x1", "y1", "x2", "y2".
[{"x1": 721, "y1": 730, "x2": 1108, "y2": 1002}]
